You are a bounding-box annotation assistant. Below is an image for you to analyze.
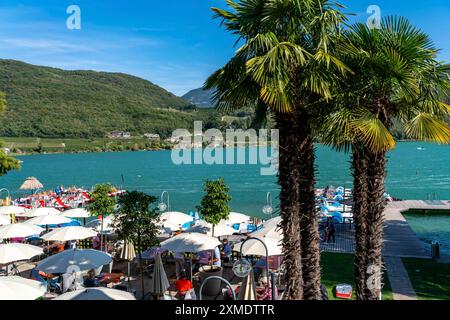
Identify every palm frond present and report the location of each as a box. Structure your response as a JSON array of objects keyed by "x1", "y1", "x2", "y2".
[{"x1": 404, "y1": 113, "x2": 450, "y2": 144}]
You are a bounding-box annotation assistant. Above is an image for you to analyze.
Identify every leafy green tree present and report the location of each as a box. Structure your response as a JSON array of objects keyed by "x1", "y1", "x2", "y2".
[
  {"x1": 87, "y1": 183, "x2": 116, "y2": 250},
  {"x1": 197, "y1": 178, "x2": 231, "y2": 238},
  {"x1": 112, "y1": 191, "x2": 161, "y2": 299},
  {"x1": 322, "y1": 17, "x2": 450, "y2": 299}
]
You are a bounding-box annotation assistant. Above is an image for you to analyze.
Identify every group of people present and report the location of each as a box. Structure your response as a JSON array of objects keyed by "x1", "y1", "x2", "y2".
[
  {"x1": 172, "y1": 238, "x2": 232, "y2": 299},
  {"x1": 323, "y1": 216, "x2": 336, "y2": 244}
]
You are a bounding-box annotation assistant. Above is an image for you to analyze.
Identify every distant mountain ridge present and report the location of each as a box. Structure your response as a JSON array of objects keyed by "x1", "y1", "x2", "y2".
[
  {"x1": 182, "y1": 88, "x2": 215, "y2": 108},
  {"x1": 0, "y1": 59, "x2": 216, "y2": 138}
]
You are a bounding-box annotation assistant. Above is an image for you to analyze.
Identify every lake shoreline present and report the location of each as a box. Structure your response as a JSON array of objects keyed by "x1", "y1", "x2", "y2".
[{"x1": 6, "y1": 139, "x2": 436, "y2": 157}]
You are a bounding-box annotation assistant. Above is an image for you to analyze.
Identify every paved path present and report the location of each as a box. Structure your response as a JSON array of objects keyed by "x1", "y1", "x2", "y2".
[{"x1": 384, "y1": 256, "x2": 418, "y2": 300}]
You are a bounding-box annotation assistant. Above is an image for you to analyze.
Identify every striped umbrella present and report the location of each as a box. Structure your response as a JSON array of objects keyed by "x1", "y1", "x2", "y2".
[
  {"x1": 119, "y1": 241, "x2": 136, "y2": 282},
  {"x1": 149, "y1": 253, "x2": 170, "y2": 298}
]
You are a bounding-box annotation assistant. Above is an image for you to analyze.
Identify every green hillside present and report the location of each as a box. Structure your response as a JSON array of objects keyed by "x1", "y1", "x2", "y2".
[
  {"x1": 0, "y1": 59, "x2": 217, "y2": 138},
  {"x1": 182, "y1": 87, "x2": 215, "y2": 108}
]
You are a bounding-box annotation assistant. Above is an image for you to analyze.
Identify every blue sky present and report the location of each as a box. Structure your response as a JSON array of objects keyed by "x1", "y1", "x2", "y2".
[{"x1": 0, "y1": 0, "x2": 449, "y2": 96}]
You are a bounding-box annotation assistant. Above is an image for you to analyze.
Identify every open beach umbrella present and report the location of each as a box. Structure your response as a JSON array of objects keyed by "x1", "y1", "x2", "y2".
[
  {"x1": 20, "y1": 177, "x2": 43, "y2": 191},
  {"x1": 0, "y1": 206, "x2": 29, "y2": 216},
  {"x1": 149, "y1": 253, "x2": 170, "y2": 298},
  {"x1": 53, "y1": 287, "x2": 136, "y2": 300},
  {"x1": 62, "y1": 208, "x2": 90, "y2": 218},
  {"x1": 36, "y1": 249, "x2": 112, "y2": 274},
  {"x1": 160, "y1": 233, "x2": 221, "y2": 253},
  {"x1": 233, "y1": 236, "x2": 282, "y2": 256},
  {"x1": 160, "y1": 233, "x2": 221, "y2": 281},
  {"x1": 185, "y1": 221, "x2": 236, "y2": 237},
  {"x1": 119, "y1": 241, "x2": 136, "y2": 282},
  {"x1": 0, "y1": 215, "x2": 11, "y2": 226},
  {"x1": 0, "y1": 223, "x2": 44, "y2": 239},
  {"x1": 223, "y1": 212, "x2": 251, "y2": 225},
  {"x1": 40, "y1": 226, "x2": 97, "y2": 242},
  {"x1": 24, "y1": 215, "x2": 72, "y2": 226},
  {"x1": 140, "y1": 246, "x2": 168, "y2": 260},
  {"x1": 86, "y1": 216, "x2": 114, "y2": 233},
  {"x1": 0, "y1": 276, "x2": 46, "y2": 300},
  {"x1": 0, "y1": 243, "x2": 43, "y2": 264},
  {"x1": 25, "y1": 207, "x2": 61, "y2": 217},
  {"x1": 252, "y1": 217, "x2": 282, "y2": 239},
  {"x1": 159, "y1": 211, "x2": 193, "y2": 232}
]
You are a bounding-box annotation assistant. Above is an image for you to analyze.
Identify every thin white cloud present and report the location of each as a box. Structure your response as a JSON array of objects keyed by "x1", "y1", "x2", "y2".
[{"x1": 1, "y1": 38, "x2": 94, "y2": 52}]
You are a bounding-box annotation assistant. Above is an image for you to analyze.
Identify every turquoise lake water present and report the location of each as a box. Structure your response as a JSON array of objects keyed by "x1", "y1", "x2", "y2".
[
  {"x1": 404, "y1": 212, "x2": 450, "y2": 256},
  {"x1": 0, "y1": 142, "x2": 448, "y2": 217}
]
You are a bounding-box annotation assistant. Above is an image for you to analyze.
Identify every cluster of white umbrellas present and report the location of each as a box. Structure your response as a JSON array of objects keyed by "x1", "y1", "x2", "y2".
[{"x1": 0, "y1": 248, "x2": 114, "y2": 300}]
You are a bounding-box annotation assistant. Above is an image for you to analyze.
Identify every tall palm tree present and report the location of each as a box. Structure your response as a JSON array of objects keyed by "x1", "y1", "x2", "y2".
[
  {"x1": 322, "y1": 17, "x2": 450, "y2": 300},
  {"x1": 205, "y1": 0, "x2": 349, "y2": 299}
]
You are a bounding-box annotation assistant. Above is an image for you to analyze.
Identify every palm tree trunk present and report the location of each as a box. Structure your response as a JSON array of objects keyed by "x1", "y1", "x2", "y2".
[
  {"x1": 295, "y1": 109, "x2": 321, "y2": 300},
  {"x1": 275, "y1": 112, "x2": 304, "y2": 300},
  {"x1": 351, "y1": 143, "x2": 369, "y2": 300},
  {"x1": 363, "y1": 148, "x2": 387, "y2": 300}
]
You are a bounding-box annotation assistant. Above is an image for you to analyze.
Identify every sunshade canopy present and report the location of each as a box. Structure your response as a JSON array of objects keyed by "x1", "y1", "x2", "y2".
[
  {"x1": 36, "y1": 249, "x2": 112, "y2": 274},
  {"x1": 160, "y1": 232, "x2": 221, "y2": 253},
  {"x1": 62, "y1": 208, "x2": 91, "y2": 218},
  {"x1": 24, "y1": 215, "x2": 72, "y2": 226},
  {"x1": 0, "y1": 243, "x2": 43, "y2": 264},
  {"x1": 40, "y1": 226, "x2": 97, "y2": 242},
  {"x1": 0, "y1": 224, "x2": 44, "y2": 239},
  {"x1": 20, "y1": 177, "x2": 43, "y2": 191},
  {"x1": 0, "y1": 276, "x2": 46, "y2": 300},
  {"x1": 53, "y1": 288, "x2": 136, "y2": 300}
]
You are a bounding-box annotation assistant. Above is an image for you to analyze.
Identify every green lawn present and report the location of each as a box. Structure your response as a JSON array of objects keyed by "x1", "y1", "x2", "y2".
[
  {"x1": 321, "y1": 252, "x2": 394, "y2": 300},
  {"x1": 402, "y1": 258, "x2": 450, "y2": 300}
]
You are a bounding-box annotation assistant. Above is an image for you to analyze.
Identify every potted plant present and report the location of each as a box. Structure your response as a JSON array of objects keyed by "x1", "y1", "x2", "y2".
[{"x1": 197, "y1": 178, "x2": 231, "y2": 296}]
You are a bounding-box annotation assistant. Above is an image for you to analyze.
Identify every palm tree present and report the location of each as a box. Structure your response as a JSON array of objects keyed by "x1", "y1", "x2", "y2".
[
  {"x1": 205, "y1": 0, "x2": 349, "y2": 299},
  {"x1": 322, "y1": 17, "x2": 450, "y2": 300}
]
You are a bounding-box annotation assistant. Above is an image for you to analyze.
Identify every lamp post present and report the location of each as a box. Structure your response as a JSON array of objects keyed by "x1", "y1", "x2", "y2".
[
  {"x1": 0, "y1": 188, "x2": 10, "y2": 205},
  {"x1": 238, "y1": 237, "x2": 276, "y2": 300},
  {"x1": 158, "y1": 191, "x2": 170, "y2": 212},
  {"x1": 262, "y1": 192, "x2": 273, "y2": 218},
  {"x1": 199, "y1": 276, "x2": 236, "y2": 300}
]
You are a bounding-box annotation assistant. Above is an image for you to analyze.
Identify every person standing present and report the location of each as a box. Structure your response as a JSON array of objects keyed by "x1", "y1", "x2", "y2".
[
  {"x1": 327, "y1": 217, "x2": 336, "y2": 244},
  {"x1": 212, "y1": 246, "x2": 221, "y2": 268}
]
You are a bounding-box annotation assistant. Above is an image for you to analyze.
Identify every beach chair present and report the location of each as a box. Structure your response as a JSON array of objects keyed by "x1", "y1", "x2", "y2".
[{"x1": 30, "y1": 269, "x2": 61, "y2": 293}]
